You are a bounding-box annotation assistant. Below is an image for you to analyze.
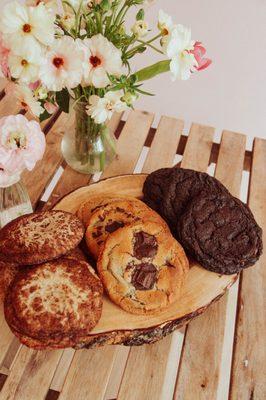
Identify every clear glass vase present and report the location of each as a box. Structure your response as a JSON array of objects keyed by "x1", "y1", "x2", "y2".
[
  {"x1": 61, "y1": 102, "x2": 117, "y2": 174},
  {"x1": 0, "y1": 179, "x2": 33, "y2": 229}
]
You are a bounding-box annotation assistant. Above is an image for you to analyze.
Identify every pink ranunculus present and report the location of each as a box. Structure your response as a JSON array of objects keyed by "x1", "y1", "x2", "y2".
[
  {"x1": 44, "y1": 101, "x2": 58, "y2": 114},
  {"x1": 0, "y1": 114, "x2": 46, "y2": 175},
  {"x1": 190, "y1": 42, "x2": 212, "y2": 71},
  {"x1": 0, "y1": 33, "x2": 10, "y2": 78}
]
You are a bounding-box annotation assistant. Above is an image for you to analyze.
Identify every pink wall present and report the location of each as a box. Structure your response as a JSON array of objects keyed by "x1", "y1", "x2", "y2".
[{"x1": 132, "y1": 0, "x2": 266, "y2": 148}]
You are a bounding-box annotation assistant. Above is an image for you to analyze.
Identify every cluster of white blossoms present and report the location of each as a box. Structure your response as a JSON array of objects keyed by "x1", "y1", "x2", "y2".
[
  {"x1": 0, "y1": 1, "x2": 126, "y2": 122},
  {"x1": 0, "y1": 1, "x2": 211, "y2": 125}
]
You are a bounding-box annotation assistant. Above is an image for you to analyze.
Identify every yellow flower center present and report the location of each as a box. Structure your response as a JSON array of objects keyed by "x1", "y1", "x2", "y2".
[
  {"x1": 21, "y1": 59, "x2": 28, "y2": 66},
  {"x1": 7, "y1": 131, "x2": 27, "y2": 149}
]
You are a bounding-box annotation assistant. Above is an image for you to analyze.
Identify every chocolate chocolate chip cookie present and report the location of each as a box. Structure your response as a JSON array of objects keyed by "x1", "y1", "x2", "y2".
[
  {"x1": 143, "y1": 168, "x2": 230, "y2": 231},
  {"x1": 178, "y1": 193, "x2": 263, "y2": 274},
  {"x1": 85, "y1": 199, "x2": 168, "y2": 259},
  {"x1": 97, "y1": 222, "x2": 189, "y2": 315}
]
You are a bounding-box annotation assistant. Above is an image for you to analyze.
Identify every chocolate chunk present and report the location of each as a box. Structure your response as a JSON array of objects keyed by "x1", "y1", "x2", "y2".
[
  {"x1": 131, "y1": 263, "x2": 157, "y2": 290},
  {"x1": 105, "y1": 221, "x2": 125, "y2": 233},
  {"x1": 133, "y1": 231, "x2": 158, "y2": 259}
]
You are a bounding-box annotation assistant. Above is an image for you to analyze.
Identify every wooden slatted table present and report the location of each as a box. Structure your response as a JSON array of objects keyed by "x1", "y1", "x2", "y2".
[{"x1": 0, "y1": 78, "x2": 265, "y2": 400}]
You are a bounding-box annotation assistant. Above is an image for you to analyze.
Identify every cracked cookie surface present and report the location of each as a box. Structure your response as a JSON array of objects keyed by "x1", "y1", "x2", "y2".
[
  {"x1": 178, "y1": 193, "x2": 263, "y2": 274},
  {"x1": 85, "y1": 199, "x2": 167, "y2": 259},
  {"x1": 97, "y1": 222, "x2": 189, "y2": 315},
  {"x1": 0, "y1": 211, "x2": 84, "y2": 265}
]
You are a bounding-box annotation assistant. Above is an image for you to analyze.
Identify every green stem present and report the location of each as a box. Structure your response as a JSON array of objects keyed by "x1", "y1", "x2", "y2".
[
  {"x1": 125, "y1": 33, "x2": 162, "y2": 58},
  {"x1": 137, "y1": 39, "x2": 164, "y2": 54}
]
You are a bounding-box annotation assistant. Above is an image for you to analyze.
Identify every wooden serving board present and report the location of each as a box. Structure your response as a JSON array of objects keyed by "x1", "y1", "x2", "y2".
[{"x1": 54, "y1": 174, "x2": 237, "y2": 348}]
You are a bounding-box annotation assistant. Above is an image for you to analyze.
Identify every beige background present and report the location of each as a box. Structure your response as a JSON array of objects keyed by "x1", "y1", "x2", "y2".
[
  {"x1": 2, "y1": 0, "x2": 266, "y2": 148},
  {"x1": 131, "y1": 0, "x2": 266, "y2": 148}
]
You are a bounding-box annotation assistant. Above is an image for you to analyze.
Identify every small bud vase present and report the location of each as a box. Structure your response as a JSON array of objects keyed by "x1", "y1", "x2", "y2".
[
  {"x1": 0, "y1": 178, "x2": 33, "y2": 229},
  {"x1": 61, "y1": 102, "x2": 116, "y2": 174}
]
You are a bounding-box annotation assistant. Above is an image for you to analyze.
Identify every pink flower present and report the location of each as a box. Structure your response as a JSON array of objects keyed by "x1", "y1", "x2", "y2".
[
  {"x1": 190, "y1": 42, "x2": 212, "y2": 71},
  {"x1": 0, "y1": 114, "x2": 46, "y2": 176},
  {"x1": 44, "y1": 101, "x2": 58, "y2": 114},
  {"x1": 29, "y1": 80, "x2": 41, "y2": 91},
  {"x1": 0, "y1": 164, "x2": 21, "y2": 188},
  {"x1": 0, "y1": 33, "x2": 10, "y2": 78}
]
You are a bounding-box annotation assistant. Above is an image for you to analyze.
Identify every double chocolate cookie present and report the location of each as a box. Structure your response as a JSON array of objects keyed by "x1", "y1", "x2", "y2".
[
  {"x1": 178, "y1": 193, "x2": 263, "y2": 274},
  {"x1": 143, "y1": 168, "x2": 229, "y2": 230},
  {"x1": 97, "y1": 222, "x2": 189, "y2": 315}
]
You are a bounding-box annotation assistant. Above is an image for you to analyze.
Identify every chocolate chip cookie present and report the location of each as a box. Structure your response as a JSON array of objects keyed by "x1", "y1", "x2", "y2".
[
  {"x1": 97, "y1": 222, "x2": 189, "y2": 315},
  {"x1": 143, "y1": 168, "x2": 229, "y2": 231},
  {"x1": 77, "y1": 195, "x2": 129, "y2": 227},
  {"x1": 178, "y1": 193, "x2": 263, "y2": 274},
  {"x1": 85, "y1": 199, "x2": 168, "y2": 259}
]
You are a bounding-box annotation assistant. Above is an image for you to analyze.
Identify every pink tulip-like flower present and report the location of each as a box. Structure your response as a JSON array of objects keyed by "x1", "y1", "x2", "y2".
[
  {"x1": 190, "y1": 42, "x2": 212, "y2": 71},
  {"x1": 0, "y1": 114, "x2": 46, "y2": 176},
  {"x1": 0, "y1": 33, "x2": 10, "y2": 78},
  {"x1": 44, "y1": 101, "x2": 58, "y2": 114}
]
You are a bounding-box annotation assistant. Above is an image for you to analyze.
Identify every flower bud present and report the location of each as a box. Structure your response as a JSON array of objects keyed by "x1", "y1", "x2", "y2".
[{"x1": 131, "y1": 20, "x2": 149, "y2": 38}]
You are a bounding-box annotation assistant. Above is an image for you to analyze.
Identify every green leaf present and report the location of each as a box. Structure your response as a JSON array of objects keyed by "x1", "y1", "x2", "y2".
[
  {"x1": 135, "y1": 60, "x2": 170, "y2": 82},
  {"x1": 56, "y1": 88, "x2": 70, "y2": 113},
  {"x1": 136, "y1": 8, "x2": 144, "y2": 21}
]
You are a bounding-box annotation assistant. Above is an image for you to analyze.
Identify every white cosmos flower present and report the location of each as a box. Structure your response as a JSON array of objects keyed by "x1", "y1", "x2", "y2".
[
  {"x1": 158, "y1": 10, "x2": 174, "y2": 37},
  {"x1": 12, "y1": 83, "x2": 44, "y2": 117},
  {"x1": 131, "y1": 21, "x2": 149, "y2": 38},
  {"x1": 0, "y1": 2, "x2": 55, "y2": 53},
  {"x1": 87, "y1": 91, "x2": 128, "y2": 124},
  {"x1": 170, "y1": 52, "x2": 197, "y2": 81},
  {"x1": 39, "y1": 37, "x2": 83, "y2": 91},
  {"x1": 78, "y1": 34, "x2": 123, "y2": 88},
  {"x1": 8, "y1": 46, "x2": 42, "y2": 84},
  {"x1": 164, "y1": 25, "x2": 197, "y2": 81}
]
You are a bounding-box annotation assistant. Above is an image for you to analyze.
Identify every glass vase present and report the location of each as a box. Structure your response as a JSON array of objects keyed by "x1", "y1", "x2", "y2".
[
  {"x1": 0, "y1": 179, "x2": 33, "y2": 229},
  {"x1": 61, "y1": 102, "x2": 117, "y2": 174}
]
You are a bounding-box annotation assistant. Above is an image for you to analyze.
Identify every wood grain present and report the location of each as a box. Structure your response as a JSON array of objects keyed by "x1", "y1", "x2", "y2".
[
  {"x1": 117, "y1": 122, "x2": 214, "y2": 400},
  {"x1": 0, "y1": 348, "x2": 62, "y2": 400},
  {"x1": 142, "y1": 116, "x2": 183, "y2": 173},
  {"x1": 101, "y1": 110, "x2": 154, "y2": 178},
  {"x1": 230, "y1": 138, "x2": 266, "y2": 400},
  {"x1": 174, "y1": 131, "x2": 246, "y2": 400},
  {"x1": 0, "y1": 94, "x2": 21, "y2": 116}
]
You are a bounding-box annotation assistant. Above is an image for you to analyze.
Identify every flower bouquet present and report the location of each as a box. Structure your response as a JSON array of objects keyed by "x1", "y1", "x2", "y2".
[{"x1": 0, "y1": 0, "x2": 211, "y2": 174}]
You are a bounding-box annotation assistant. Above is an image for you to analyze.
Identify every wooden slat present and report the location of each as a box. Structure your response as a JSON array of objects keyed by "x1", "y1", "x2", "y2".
[
  {"x1": 230, "y1": 138, "x2": 266, "y2": 399},
  {"x1": 0, "y1": 79, "x2": 7, "y2": 93},
  {"x1": 117, "y1": 123, "x2": 214, "y2": 400},
  {"x1": 101, "y1": 110, "x2": 154, "y2": 178},
  {"x1": 22, "y1": 113, "x2": 69, "y2": 208},
  {"x1": 0, "y1": 348, "x2": 62, "y2": 400},
  {"x1": 174, "y1": 131, "x2": 246, "y2": 400},
  {"x1": 0, "y1": 94, "x2": 21, "y2": 116},
  {"x1": 142, "y1": 116, "x2": 183, "y2": 173},
  {"x1": 181, "y1": 123, "x2": 214, "y2": 170}
]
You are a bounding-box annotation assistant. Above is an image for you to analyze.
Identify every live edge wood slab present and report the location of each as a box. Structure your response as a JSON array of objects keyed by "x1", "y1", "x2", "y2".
[{"x1": 54, "y1": 174, "x2": 237, "y2": 349}]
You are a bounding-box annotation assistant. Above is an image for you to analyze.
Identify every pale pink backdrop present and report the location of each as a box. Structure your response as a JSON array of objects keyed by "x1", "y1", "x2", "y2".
[{"x1": 130, "y1": 0, "x2": 266, "y2": 149}]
